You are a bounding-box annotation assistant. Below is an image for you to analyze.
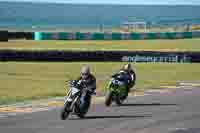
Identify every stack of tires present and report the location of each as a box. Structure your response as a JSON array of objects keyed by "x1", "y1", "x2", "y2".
[{"x1": 0, "y1": 31, "x2": 8, "y2": 42}]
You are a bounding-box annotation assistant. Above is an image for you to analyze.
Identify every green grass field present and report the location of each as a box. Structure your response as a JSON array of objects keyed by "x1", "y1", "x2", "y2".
[
  {"x1": 1, "y1": 39, "x2": 200, "y2": 51},
  {"x1": 0, "y1": 38, "x2": 200, "y2": 105},
  {"x1": 1, "y1": 62, "x2": 200, "y2": 105}
]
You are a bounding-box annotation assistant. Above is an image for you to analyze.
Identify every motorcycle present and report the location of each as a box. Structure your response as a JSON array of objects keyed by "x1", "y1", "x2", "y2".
[
  {"x1": 105, "y1": 74, "x2": 129, "y2": 106},
  {"x1": 60, "y1": 80, "x2": 95, "y2": 120}
]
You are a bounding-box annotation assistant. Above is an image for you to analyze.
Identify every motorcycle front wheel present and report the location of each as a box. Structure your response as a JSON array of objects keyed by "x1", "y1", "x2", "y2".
[
  {"x1": 60, "y1": 102, "x2": 71, "y2": 120},
  {"x1": 105, "y1": 92, "x2": 113, "y2": 107}
]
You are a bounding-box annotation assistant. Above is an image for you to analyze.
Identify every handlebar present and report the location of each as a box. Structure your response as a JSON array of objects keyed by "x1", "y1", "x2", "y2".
[{"x1": 65, "y1": 80, "x2": 96, "y2": 95}]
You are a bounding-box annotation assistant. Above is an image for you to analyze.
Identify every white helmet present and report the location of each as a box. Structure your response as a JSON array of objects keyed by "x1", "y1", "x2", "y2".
[
  {"x1": 123, "y1": 63, "x2": 132, "y2": 72},
  {"x1": 80, "y1": 65, "x2": 90, "y2": 79}
]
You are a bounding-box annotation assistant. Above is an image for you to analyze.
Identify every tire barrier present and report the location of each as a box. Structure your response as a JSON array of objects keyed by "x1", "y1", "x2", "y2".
[
  {"x1": 34, "y1": 31, "x2": 200, "y2": 40},
  {"x1": 8, "y1": 32, "x2": 34, "y2": 40},
  {"x1": 3, "y1": 31, "x2": 200, "y2": 41},
  {"x1": 0, "y1": 31, "x2": 8, "y2": 42},
  {"x1": 0, "y1": 50, "x2": 200, "y2": 63}
]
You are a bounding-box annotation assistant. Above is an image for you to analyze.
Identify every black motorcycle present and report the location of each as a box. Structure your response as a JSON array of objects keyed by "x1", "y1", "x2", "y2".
[{"x1": 60, "y1": 80, "x2": 95, "y2": 120}]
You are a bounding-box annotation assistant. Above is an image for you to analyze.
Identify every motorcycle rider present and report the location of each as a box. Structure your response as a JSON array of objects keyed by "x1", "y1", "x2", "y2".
[
  {"x1": 75, "y1": 65, "x2": 96, "y2": 92},
  {"x1": 122, "y1": 63, "x2": 136, "y2": 92},
  {"x1": 112, "y1": 63, "x2": 136, "y2": 94},
  {"x1": 74, "y1": 65, "x2": 96, "y2": 110}
]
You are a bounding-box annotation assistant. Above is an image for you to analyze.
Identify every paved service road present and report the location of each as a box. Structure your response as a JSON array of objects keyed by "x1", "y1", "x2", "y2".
[{"x1": 1, "y1": 87, "x2": 200, "y2": 133}]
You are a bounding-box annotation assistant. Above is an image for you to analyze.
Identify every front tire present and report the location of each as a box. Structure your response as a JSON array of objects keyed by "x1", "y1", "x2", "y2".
[
  {"x1": 105, "y1": 92, "x2": 113, "y2": 107},
  {"x1": 60, "y1": 102, "x2": 70, "y2": 120}
]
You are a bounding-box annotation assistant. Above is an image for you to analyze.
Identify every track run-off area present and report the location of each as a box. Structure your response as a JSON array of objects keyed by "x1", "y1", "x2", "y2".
[{"x1": 0, "y1": 84, "x2": 200, "y2": 133}]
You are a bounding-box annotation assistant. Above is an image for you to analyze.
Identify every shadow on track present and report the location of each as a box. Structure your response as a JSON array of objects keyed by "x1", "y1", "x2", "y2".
[
  {"x1": 69, "y1": 114, "x2": 151, "y2": 120},
  {"x1": 170, "y1": 128, "x2": 200, "y2": 133},
  {"x1": 116, "y1": 103, "x2": 177, "y2": 107}
]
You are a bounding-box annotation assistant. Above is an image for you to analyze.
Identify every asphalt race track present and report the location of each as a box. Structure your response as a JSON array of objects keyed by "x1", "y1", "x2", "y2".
[{"x1": 0, "y1": 87, "x2": 200, "y2": 133}]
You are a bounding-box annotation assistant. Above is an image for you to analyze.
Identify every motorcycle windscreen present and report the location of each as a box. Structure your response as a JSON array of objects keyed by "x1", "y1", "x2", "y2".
[
  {"x1": 112, "y1": 79, "x2": 125, "y2": 86},
  {"x1": 118, "y1": 81, "x2": 125, "y2": 85},
  {"x1": 64, "y1": 96, "x2": 69, "y2": 102},
  {"x1": 71, "y1": 87, "x2": 80, "y2": 95}
]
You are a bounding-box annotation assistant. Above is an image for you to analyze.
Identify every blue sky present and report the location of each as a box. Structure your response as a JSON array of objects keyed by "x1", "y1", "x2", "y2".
[{"x1": 2, "y1": 0, "x2": 200, "y2": 5}]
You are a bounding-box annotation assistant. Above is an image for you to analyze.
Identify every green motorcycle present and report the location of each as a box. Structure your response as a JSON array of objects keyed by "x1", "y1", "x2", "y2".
[{"x1": 105, "y1": 74, "x2": 129, "y2": 106}]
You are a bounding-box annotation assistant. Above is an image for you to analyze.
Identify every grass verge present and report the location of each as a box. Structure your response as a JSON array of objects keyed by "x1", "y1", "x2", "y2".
[
  {"x1": 0, "y1": 62, "x2": 200, "y2": 105},
  {"x1": 1, "y1": 39, "x2": 200, "y2": 52}
]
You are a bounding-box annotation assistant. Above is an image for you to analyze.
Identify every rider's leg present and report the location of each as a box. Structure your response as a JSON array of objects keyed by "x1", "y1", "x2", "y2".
[{"x1": 79, "y1": 91, "x2": 91, "y2": 111}]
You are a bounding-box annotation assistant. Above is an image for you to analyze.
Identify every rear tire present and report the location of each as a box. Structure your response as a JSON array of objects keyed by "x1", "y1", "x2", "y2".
[
  {"x1": 115, "y1": 97, "x2": 122, "y2": 106},
  {"x1": 105, "y1": 92, "x2": 113, "y2": 107},
  {"x1": 115, "y1": 94, "x2": 127, "y2": 106},
  {"x1": 60, "y1": 102, "x2": 70, "y2": 120},
  {"x1": 76, "y1": 97, "x2": 90, "y2": 119},
  {"x1": 77, "y1": 113, "x2": 85, "y2": 119}
]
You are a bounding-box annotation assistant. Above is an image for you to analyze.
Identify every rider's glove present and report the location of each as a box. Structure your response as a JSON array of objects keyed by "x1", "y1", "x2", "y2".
[{"x1": 87, "y1": 88, "x2": 96, "y2": 95}]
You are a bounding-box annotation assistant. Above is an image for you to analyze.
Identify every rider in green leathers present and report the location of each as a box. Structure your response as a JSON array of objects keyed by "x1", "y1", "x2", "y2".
[{"x1": 112, "y1": 64, "x2": 136, "y2": 96}]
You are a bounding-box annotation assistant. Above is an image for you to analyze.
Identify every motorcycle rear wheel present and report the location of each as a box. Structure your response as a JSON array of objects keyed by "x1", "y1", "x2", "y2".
[
  {"x1": 115, "y1": 97, "x2": 123, "y2": 106},
  {"x1": 76, "y1": 112, "x2": 86, "y2": 119},
  {"x1": 115, "y1": 94, "x2": 127, "y2": 106},
  {"x1": 76, "y1": 98, "x2": 90, "y2": 119}
]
